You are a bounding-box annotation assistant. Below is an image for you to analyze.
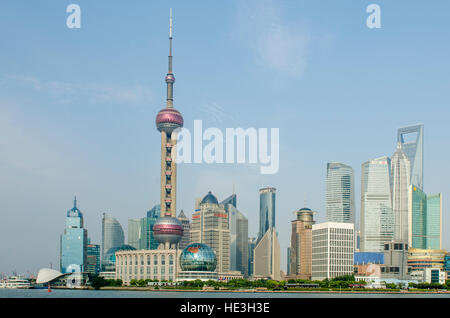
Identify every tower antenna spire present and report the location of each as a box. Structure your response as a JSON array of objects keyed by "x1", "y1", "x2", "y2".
[{"x1": 165, "y1": 8, "x2": 175, "y2": 108}]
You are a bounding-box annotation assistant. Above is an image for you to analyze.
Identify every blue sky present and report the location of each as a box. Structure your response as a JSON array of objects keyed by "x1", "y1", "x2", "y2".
[{"x1": 0, "y1": 0, "x2": 449, "y2": 275}]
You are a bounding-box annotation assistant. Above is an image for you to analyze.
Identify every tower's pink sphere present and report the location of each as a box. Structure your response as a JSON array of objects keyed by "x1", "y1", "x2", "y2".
[
  {"x1": 156, "y1": 108, "x2": 183, "y2": 133},
  {"x1": 153, "y1": 217, "x2": 184, "y2": 245}
]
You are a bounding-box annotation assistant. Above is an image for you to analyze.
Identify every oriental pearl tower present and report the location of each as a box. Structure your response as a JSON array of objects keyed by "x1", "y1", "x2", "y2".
[{"x1": 153, "y1": 9, "x2": 184, "y2": 249}]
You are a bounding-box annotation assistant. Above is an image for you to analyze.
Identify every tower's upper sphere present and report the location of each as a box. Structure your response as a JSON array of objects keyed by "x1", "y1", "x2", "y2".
[
  {"x1": 156, "y1": 108, "x2": 184, "y2": 133},
  {"x1": 153, "y1": 216, "x2": 184, "y2": 245}
]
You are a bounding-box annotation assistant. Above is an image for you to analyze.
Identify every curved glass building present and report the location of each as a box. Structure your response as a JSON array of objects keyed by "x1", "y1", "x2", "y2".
[
  {"x1": 103, "y1": 244, "x2": 136, "y2": 271},
  {"x1": 102, "y1": 213, "x2": 125, "y2": 269}
]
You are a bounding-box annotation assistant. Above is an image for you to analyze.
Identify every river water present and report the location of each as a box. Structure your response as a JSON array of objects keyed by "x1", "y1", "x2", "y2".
[{"x1": 1, "y1": 288, "x2": 449, "y2": 298}]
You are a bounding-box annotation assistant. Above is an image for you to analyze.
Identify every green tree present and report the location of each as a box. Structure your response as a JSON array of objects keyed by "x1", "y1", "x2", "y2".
[{"x1": 91, "y1": 276, "x2": 107, "y2": 290}]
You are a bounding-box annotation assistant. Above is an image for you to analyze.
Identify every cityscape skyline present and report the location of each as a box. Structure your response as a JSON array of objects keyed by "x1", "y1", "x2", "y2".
[{"x1": 0, "y1": 0, "x2": 449, "y2": 276}]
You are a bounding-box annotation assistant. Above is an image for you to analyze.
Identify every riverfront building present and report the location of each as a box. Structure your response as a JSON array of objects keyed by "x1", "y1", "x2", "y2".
[
  {"x1": 311, "y1": 222, "x2": 354, "y2": 281},
  {"x1": 115, "y1": 248, "x2": 181, "y2": 284}
]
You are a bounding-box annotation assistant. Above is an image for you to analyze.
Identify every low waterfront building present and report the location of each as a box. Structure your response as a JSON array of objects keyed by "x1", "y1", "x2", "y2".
[
  {"x1": 98, "y1": 271, "x2": 116, "y2": 280},
  {"x1": 380, "y1": 241, "x2": 410, "y2": 280},
  {"x1": 218, "y1": 271, "x2": 244, "y2": 282},
  {"x1": 115, "y1": 248, "x2": 182, "y2": 285},
  {"x1": 423, "y1": 268, "x2": 446, "y2": 284},
  {"x1": 407, "y1": 248, "x2": 446, "y2": 281}
]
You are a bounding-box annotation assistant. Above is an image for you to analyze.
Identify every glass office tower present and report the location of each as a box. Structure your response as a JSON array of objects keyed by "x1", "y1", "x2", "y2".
[
  {"x1": 409, "y1": 186, "x2": 442, "y2": 250},
  {"x1": 225, "y1": 200, "x2": 249, "y2": 277},
  {"x1": 397, "y1": 124, "x2": 424, "y2": 190},
  {"x1": 60, "y1": 197, "x2": 88, "y2": 273},
  {"x1": 128, "y1": 218, "x2": 142, "y2": 250},
  {"x1": 101, "y1": 213, "x2": 124, "y2": 269},
  {"x1": 360, "y1": 157, "x2": 394, "y2": 252},
  {"x1": 142, "y1": 204, "x2": 160, "y2": 250},
  {"x1": 326, "y1": 163, "x2": 355, "y2": 225},
  {"x1": 258, "y1": 187, "x2": 276, "y2": 242},
  {"x1": 86, "y1": 243, "x2": 101, "y2": 274},
  {"x1": 426, "y1": 194, "x2": 442, "y2": 250},
  {"x1": 391, "y1": 143, "x2": 411, "y2": 243}
]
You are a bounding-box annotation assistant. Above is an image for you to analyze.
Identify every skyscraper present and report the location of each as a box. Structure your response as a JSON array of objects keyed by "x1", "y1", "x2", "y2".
[
  {"x1": 101, "y1": 213, "x2": 124, "y2": 269},
  {"x1": 409, "y1": 185, "x2": 427, "y2": 249},
  {"x1": 326, "y1": 163, "x2": 355, "y2": 225},
  {"x1": 224, "y1": 197, "x2": 248, "y2": 277},
  {"x1": 152, "y1": 9, "x2": 184, "y2": 249},
  {"x1": 177, "y1": 209, "x2": 191, "y2": 250},
  {"x1": 60, "y1": 197, "x2": 88, "y2": 273},
  {"x1": 190, "y1": 191, "x2": 230, "y2": 273},
  {"x1": 397, "y1": 124, "x2": 424, "y2": 190},
  {"x1": 248, "y1": 237, "x2": 257, "y2": 277},
  {"x1": 253, "y1": 227, "x2": 281, "y2": 280},
  {"x1": 221, "y1": 193, "x2": 237, "y2": 208},
  {"x1": 408, "y1": 185, "x2": 442, "y2": 250},
  {"x1": 254, "y1": 187, "x2": 280, "y2": 280},
  {"x1": 391, "y1": 143, "x2": 411, "y2": 243},
  {"x1": 360, "y1": 156, "x2": 394, "y2": 252},
  {"x1": 258, "y1": 187, "x2": 276, "y2": 242},
  {"x1": 128, "y1": 218, "x2": 142, "y2": 249},
  {"x1": 289, "y1": 207, "x2": 316, "y2": 280},
  {"x1": 86, "y1": 243, "x2": 101, "y2": 275},
  {"x1": 141, "y1": 205, "x2": 160, "y2": 250},
  {"x1": 426, "y1": 193, "x2": 442, "y2": 250}
]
